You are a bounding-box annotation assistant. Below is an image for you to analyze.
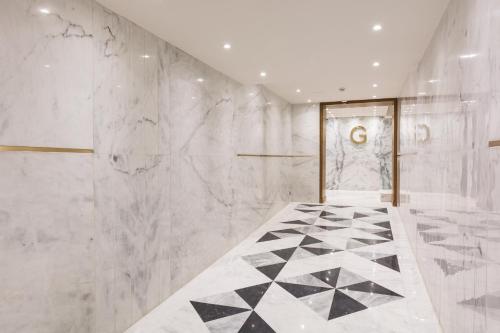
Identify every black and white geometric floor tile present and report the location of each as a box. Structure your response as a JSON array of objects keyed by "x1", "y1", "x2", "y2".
[{"x1": 189, "y1": 203, "x2": 404, "y2": 332}]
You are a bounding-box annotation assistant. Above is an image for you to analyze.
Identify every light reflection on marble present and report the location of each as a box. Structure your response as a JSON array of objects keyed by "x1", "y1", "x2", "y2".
[
  {"x1": 1, "y1": 0, "x2": 295, "y2": 332},
  {"x1": 398, "y1": 0, "x2": 500, "y2": 332}
]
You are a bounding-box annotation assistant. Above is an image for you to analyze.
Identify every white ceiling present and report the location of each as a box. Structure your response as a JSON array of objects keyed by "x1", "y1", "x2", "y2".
[{"x1": 97, "y1": 0, "x2": 449, "y2": 104}]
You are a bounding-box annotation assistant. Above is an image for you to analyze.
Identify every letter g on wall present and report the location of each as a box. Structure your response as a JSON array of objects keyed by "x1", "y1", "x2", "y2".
[{"x1": 350, "y1": 125, "x2": 367, "y2": 144}]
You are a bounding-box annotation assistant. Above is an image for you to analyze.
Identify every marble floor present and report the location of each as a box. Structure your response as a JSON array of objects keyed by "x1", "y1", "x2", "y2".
[
  {"x1": 326, "y1": 190, "x2": 392, "y2": 207},
  {"x1": 126, "y1": 203, "x2": 441, "y2": 333}
]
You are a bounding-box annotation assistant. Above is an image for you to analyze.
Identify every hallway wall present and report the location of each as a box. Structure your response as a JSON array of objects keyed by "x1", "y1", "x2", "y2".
[
  {"x1": 0, "y1": 1, "x2": 292, "y2": 332},
  {"x1": 291, "y1": 104, "x2": 320, "y2": 202},
  {"x1": 326, "y1": 116, "x2": 392, "y2": 191},
  {"x1": 397, "y1": 0, "x2": 500, "y2": 332}
]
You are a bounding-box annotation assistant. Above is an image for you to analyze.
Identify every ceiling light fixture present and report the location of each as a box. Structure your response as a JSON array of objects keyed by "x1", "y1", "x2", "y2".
[
  {"x1": 39, "y1": 8, "x2": 50, "y2": 14},
  {"x1": 372, "y1": 61, "x2": 380, "y2": 67},
  {"x1": 372, "y1": 83, "x2": 378, "y2": 88},
  {"x1": 260, "y1": 71, "x2": 267, "y2": 77},
  {"x1": 307, "y1": 99, "x2": 312, "y2": 103},
  {"x1": 197, "y1": 78, "x2": 204, "y2": 82},
  {"x1": 418, "y1": 92, "x2": 426, "y2": 95},
  {"x1": 223, "y1": 43, "x2": 231, "y2": 50},
  {"x1": 296, "y1": 89, "x2": 301, "y2": 93},
  {"x1": 141, "y1": 54, "x2": 150, "y2": 59},
  {"x1": 372, "y1": 95, "x2": 377, "y2": 99},
  {"x1": 372, "y1": 24, "x2": 382, "y2": 31},
  {"x1": 428, "y1": 79, "x2": 439, "y2": 83}
]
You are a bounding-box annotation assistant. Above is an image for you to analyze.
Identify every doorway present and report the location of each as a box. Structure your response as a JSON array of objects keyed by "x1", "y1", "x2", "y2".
[{"x1": 319, "y1": 99, "x2": 399, "y2": 206}]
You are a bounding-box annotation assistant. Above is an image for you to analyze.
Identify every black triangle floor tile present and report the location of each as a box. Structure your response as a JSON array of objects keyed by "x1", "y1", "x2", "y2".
[
  {"x1": 374, "y1": 208, "x2": 388, "y2": 214},
  {"x1": 353, "y1": 212, "x2": 370, "y2": 219},
  {"x1": 374, "y1": 221, "x2": 391, "y2": 230},
  {"x1": 272, "y1": 247, "x2": 297, "y2": 261},
  {"x1": 352, "y1": 238, "x2": 390, "y2": 246},
  {"x1": 190, "y1": 301, "x2": 250, "y2": 322},
  {"x1": 296, "y1": 209, "x2": 319, "y2": 214},
  {"x1": 329, "y1": 290, "x2": 368, "y2": 319},
  {"x1": 300, "y1": 235, "x2": 322, "y2": 246},
  {"x1": 276, "y1": 281, "x2": 332, "y2": 298},
  {"x1": 281, "y1": 220, "x2": 311, "y2": 225},
  {"x1": 375, "y1": 230, "x2": 394, "y2": 240},
  {"x1": 311, "y1": 268, "x2": 341, "y2": 288},
  {"x1": 235, "y1": 283, "x2": 272, "y2": 309},
  {"x1": 373, "y1": 255, "x2": 400, "y2": 272},
  {"x1": 273, "y1": 228, "x2": 304, "y2": 235},
  {"x1": 256, "y1": 262, "x2": 287, "y2": 280},
  {"x1": 342, "y1": 281, "x2": 403, "y2": 297},
  {"x1": 239, "y1": 311, "x2": 276, "y2": 333},
  {"x1": 257, "y1": 233, "x2": 280, "y2": 242},
  {"x1": 316, "y1": 226, "x2": 347, "y2": 231}
]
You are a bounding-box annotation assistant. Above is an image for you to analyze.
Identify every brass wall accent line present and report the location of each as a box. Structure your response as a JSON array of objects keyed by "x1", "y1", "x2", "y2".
[
  {"x1": 237, "y1": 154, "x2": 315, "y2": 158},
  {"x1": 489, "y1": 140, "x2": 500, "y2": 148},
  {"x1": 0, "y1": 145, "x2": 94, "y2": 154}
]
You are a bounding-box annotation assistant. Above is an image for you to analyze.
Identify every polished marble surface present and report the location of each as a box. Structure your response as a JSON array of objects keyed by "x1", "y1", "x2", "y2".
[
  {"x1": 126, "y1": 203, "x2": 440, "y2": 333},
  {"x1": 0, "y1": 1, "x2": 293, "y2": 332},
  {"x1": 326, "y1": 116, "x2": 392, "y2": 191},
  {"x1": 398, "y1": 0, "x2": 500, "y2": 332}
]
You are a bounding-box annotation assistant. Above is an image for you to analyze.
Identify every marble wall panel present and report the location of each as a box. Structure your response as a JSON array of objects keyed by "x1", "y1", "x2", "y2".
[
  {"x1": 0, "y1": 0, "x2": 94, "y2": 148},
  {"x1": 398, "y1": 0, "x2": 500, "y2": 332},
  {"x1": 1, "y1": 1, "x2": 294, "y2": 332},
  {"x1": 326, "y1": 116, "x2": 392, "y2": 191},
  {"x1": 290, "y1": 103, "x2": 320, "y2": 203},
  {"x1": 0, "y1": 153, "x2": 94, "y2": 333}
]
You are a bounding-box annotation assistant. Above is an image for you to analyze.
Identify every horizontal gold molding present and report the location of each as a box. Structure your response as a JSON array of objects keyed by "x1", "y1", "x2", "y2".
[
  {"x1": 489, "y1": 140, "x2": 500, "y2": 148},
  {"x1": 237, "y1": 154, "x2": 315, "y2": 158},
  {"x1": 0, "y1": 145, "x2": 94, "y2": 154}
]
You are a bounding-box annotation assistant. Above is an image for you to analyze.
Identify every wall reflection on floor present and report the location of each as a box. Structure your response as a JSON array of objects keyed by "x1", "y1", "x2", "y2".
[{"x1": 397, "y1": 0, "x2": 500, "y2": 332}]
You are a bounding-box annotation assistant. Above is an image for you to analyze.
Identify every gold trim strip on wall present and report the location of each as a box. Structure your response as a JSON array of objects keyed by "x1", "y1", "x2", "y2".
[
  {"x1": 237, "y1": 154, "x2": 316, "y2": 158},
  {"x1": 0, "y1": 145, "x2": 94, "y2": 154},
  {"x1": 489, "y1": 140, "x2": 500, "y2": 148}
]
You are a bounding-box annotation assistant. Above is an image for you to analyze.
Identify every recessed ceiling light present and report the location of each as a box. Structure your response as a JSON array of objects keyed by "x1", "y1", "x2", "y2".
[
  {"x1": 39, "y1": 8, "x2": 50, "y2": 14},
  {"x1": 141, "y1": 54, "x2": 150, "y2": 59},
  {"x1": 372, "y1": 61, "x2": 380, "y2": 67},
  {"x1": 418, "y1": 92, "x2": 426, "y2": 95},
  {"x1": 260, "y1": 71, "x2": 267, "y2": 77},
  {"x1": 307, "y1": 99, "x2": 312, "y2": 103},
  {"x1": 372, "y1": 95, "x2": 377, "y2": 99},
  {"x1": 223, "y1": 43, "x2": 231, "y2": 50},
  {"x1": 428, "y1": 79, "x2": 439, "y2": 83},
  {"x1": 372, "y1": 83, "x2": 378, "y2": 88},
  {"x1": 43, "y1": 64, "x2": 51, "y2": 69},
  {"x1": 459, "y1": 53, "x2": 478, "y2": 59},
  {"x1": 372, "y1": 24, "x2": 382, "y2": 31},
  {"x1": 197, "y1": 78, "x2": 204, "y2": 82},
  {"x1": 296, "y1": 89, "x2": 301, "y2": 93}
]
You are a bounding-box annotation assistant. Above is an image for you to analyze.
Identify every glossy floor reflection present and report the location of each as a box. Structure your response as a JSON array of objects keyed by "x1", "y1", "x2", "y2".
[{"x1": 126, "y1": 203, "x2": 441, "y2": 333}]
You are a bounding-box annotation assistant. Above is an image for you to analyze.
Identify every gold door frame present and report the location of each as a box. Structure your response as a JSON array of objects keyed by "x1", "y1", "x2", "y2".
[{"x1": 319, "y1": 98, "x2": 399, "y2": 206}]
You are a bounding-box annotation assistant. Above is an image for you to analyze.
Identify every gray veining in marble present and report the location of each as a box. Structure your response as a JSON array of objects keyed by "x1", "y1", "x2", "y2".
[
  {"x1": 0, "y1": 1, "x2": 294, "y2": 332},
  {"x1": 398, "y1": 0, "x2": 500, "y2": 332},
  {"x1": 326, "y1": 116, "x2": 392, "y2": 191}
]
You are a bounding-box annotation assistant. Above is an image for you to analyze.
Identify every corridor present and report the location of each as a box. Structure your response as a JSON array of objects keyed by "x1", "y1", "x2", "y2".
[{"x1": 126, "y1": 203, "x2": 439, "y2": 333}]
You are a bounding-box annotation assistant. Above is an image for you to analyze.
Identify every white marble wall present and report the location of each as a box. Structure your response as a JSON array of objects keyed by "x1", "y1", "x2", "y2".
[
  {"x1": 291, "y1": 104, "x2": 320, "y2": 202},
  {"x1": 398, "y1": 0, "x2": 500, "y2": 332},
  {"x1": 326, "y1": 116, "x2": 392, "y2": 191},
  {"x1": 0, "y1": 1, "x2": 293, "y2": 332}
]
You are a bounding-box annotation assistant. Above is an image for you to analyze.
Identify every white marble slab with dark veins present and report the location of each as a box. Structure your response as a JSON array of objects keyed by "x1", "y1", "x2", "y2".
[{"x1": 326, "y1": 117, "x2": 392, "y2": 191}]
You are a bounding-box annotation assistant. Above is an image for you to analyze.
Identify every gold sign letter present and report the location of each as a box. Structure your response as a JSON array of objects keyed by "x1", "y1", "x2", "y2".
[{"x1": 350, "y1": 125, "x2": 367, "y2": 144}]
